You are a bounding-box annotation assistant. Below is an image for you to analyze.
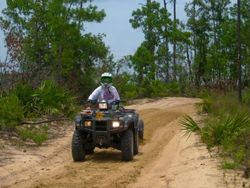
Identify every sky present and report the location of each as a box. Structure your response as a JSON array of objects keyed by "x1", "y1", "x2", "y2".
[{"x1": 0, "y1": 0, "x2": 190, "y2": 61}]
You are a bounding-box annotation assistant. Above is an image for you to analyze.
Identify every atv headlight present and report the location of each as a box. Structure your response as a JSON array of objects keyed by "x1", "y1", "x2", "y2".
[
  {"x1": 84, "y1": 121, "x2": 92, "y2": 127},
  {"x1": 112, "y1": 121, "x2": 120, "y2": 128},
  {"x1": 99, "y1": 102, "x2": 108, "y2": 110}
]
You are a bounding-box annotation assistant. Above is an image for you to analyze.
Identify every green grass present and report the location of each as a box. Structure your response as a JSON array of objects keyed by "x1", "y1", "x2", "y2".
[
  {"x1": 222, "y1": 162, "x2": 238, "y2": 169},
  {"x1": 201, "y1": 113, "x2": 250, "y2": 147},
  {"x1": 0, "y1": 94, "x2": 24, "y2": 129},
  {"x1": 197, "y1": 96, "x2": 212, "y2": 113},
  {"x1": 243, "y1": 89, "x2": 250, "y2": 106},
  {"x1": 17, "y1": 125, "x2": 48, "y2": 146},
  {"x1": 183, "y1": 92, "x2": 250, "y2": 171}
]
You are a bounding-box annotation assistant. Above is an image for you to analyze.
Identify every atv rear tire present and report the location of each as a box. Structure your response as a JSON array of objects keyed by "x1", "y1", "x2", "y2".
[
  {"x1": 121, "y1": 129, "x2": 134, "y2": 161},
  {"x1": 72, "y1": 130, "x2": 85, "y2": 161},
  {"x1": 138, "y1": 120, "x2": 144, "y2": 140}
]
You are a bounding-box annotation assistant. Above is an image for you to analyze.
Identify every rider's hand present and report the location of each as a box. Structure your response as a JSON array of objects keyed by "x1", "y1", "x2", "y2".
[{"x1": 80, "y1": 106, "x2": 92, "y2": 115}]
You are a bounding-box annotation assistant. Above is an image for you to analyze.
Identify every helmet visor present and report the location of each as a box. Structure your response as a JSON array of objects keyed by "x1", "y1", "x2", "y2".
[{"x1": 101, "y1": 77, "x2": 112, "y2": 84}]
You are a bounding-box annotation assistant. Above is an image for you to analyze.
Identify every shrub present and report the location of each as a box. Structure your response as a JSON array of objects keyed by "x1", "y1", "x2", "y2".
[
  {"x1": 201, "y1": 113, "x2": 250, "y2": 147},
  {"x1": 0, "y1": 94, "x2": 24, "y2": 129},
  {"x1": 197, "y1": 96, "x2": 212, "y2": 113},
  {"x1": 23, "y1": 80, "x2": 77, "y2": 118},
  {"x1": 243, "y1": 89, "x2": 250, "y2": 106},
  {"x1": 209, "y1": 93, "x2": 246, "y2": 116},
  {"x1": 14, "y1": 83, "x2": 34, "y2": 116},
  {"x1": 181, "y1": 115, "x2": 201, "y2": 138},
  {"x1": 198, "y1": 93, "x2": 250, "y2": 170},
  {"x1": 0, "y1": 80, "x2": 77, "y2": 129},
  {"x1": 222, "y1": 127, "x2": 250, "y2": 170},
  {"x1": 166, "y1": 82, "x2": 180, "y2": 96},
  {"x1": 124, "y1": 90, "x2": 138, "y2": 100},
  {"x1": 149, "y1": 80, "x2": 168, "y2": 98},
  {"x1": 17, "y1": 125, "x2": 48, "y2": 146}
]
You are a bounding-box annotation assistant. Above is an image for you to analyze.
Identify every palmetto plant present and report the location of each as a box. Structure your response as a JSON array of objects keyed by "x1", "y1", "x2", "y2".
[
  {"x1": 216, "y1": 113, "x2": 250, "y2": 144},
  {"x1": 181, "y1": 114, "x2": 201, "y2": 138},
  {"x1": 201, "y1": 112, "x2": 250, "y2": 147}
]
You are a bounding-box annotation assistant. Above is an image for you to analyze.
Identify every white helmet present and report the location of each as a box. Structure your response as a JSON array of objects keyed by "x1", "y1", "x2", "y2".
[{"x1": 101, "y1": 72, "x2": 112, "y2": 87}]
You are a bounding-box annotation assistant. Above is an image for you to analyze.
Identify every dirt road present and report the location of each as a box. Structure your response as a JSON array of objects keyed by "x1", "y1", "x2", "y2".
[{"x1": 0, "y1": 98, "x2": 248, "y2": 188}]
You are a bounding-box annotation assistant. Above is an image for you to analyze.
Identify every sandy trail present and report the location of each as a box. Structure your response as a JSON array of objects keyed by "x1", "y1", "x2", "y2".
[{"x1": 0, "y1": 97, "x2": 248, "y2": 188}]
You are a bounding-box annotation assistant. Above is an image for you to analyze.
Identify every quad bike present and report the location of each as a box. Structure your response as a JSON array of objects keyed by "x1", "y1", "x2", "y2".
[{"x1": 71, "y1": 100, "x2": 144, "y2": 162}]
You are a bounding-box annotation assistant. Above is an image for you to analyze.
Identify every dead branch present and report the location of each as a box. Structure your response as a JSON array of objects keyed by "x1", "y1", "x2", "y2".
[{"x1": 20, "y1": 117, "x2": 69, "y2": 125}]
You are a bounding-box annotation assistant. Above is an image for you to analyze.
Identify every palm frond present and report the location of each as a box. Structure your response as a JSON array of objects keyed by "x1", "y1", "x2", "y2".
[{"x1": 180, "y1": 114, "x2": 201, "y2": 138}]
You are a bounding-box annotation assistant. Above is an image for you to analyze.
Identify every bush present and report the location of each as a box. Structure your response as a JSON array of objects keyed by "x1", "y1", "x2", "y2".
[
  {"x1": 209, "y1": 93, "x2": 247, "y2": 116},
  {"x1": 14, "y1": 80, "x2": 77, "y2": 118},
  {"x1": 222, "y1": 127, "x2": 250, "y2": 169},
  {"x1": 201, "y1": 113, "x2": 250, "y2": 147},
  {"x1": 166, "y1": 82, "x2": 180, "y2": 96},
  {"x1": 196, "y1": 92, "x2": 250, "y2": 171},
  {"x1": 0, "y1": 94, "x2": 24, "y2": 129},
  {"x1": 149, "y1": 80, "x2": 168, "y2": 98},
  {"x1": 198, "y1": 96, "x2": 212, "y2": 113},
  {"x1": 123, "y1": 83, "x2": 139, "y2": 100},
  {"x1": 18, "y1": 125, "x2": 48, "y2": 146},
  {"x1": 181, "y1": 115, "x2": 201, "y2": 138},
  {"x1": 243, "y1": 89, "x2": 250, "y2": 106},
  {"x1": 14, "y1": 83, "x2": 34, "y2": 116},
  {"x1": 1, "y1": 80, "x2": 77, "y2": 129}
]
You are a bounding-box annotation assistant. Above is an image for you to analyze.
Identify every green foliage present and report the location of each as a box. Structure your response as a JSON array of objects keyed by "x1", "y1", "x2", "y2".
[
  {"x1": 198, "y1": 96, "x2": 212, "y2": 113},
  {"x1": 149, "y1": 80, "x2": 169, "y2": 98},
  {"x1": 0, "y1": 0, "x2": 109, "y2": 93},
  {"x1": 14, "y1": 83, "x2": 34, "y2": 116},
  {"x1": 209, "y1": 93, "x2": 249, "y2": 116},
  {"x1": 32, "y1": 80, "x2": 77, "y2": 118},
  {"x1": 221, "y1": 126, "x2": 250, "y2": 170},
  {"x1": 114, "y1": 74, "x2": 175, "y2": 100},
  {"x1": 129, "y1": 1, "x2": 189, "y2": 84},
  {"x1": 0, "y1": 94, "x2": 24, "y2": 129},
  {"x1": 123, "y1": 83, "x2": 138, "y2": 100},
  {"x1": 165, "y1": 82, "x2": 180, "y2": 96},
  {"x1": 31, "y1": 80, "x2": 77, "y2": 118},
  {"x1": 181, "y1": 115, "x2": 201, "y2": 138},
  {"x1": 243, "y1": 89, "x2": 250, "y2": 106},
  {"x1": 194, "y1": 93, "x2": 250, "y2": 170},
  {"x1": 222, "y1": 162, "x2": 238, "y2": 169},
  {"x1": 17, "y1": 126, "x2": 48, "y2": 146},
  {"x1": 201, "y1": 113, "x2": 250, "y2": 147},
  {"x1": 1, "y1": 80, "x2": 77, "y2": 129},
  {"x1": 131, "y1": 43, "x2": 156, "y2": 85}
]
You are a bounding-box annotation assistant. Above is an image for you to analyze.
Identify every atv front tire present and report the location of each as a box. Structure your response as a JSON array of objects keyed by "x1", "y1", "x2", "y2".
[
  {"x1": 72, "y1": 130, "x2": 85, "y2": 161},
  {"x1": 121, "y1": 129, "x2": 134, "y2": 161}
]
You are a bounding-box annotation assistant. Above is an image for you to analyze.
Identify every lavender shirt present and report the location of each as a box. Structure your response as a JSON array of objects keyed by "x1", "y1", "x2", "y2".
[{"x1": 88, "y1": 86, "x2": 120, "y2": 103}]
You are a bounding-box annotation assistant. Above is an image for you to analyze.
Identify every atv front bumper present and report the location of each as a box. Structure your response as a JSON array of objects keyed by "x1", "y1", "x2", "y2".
[{"x1": 75, "y1": 119, "x2": 127, "y2": 146}]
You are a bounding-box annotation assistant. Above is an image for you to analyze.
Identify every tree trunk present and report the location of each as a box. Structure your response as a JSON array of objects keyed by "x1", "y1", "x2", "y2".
[
  {"x1": 186, "y1": 44, "x2": 192, "y2": 83},
  {"x1": 173, "y1": 0, "x2": 177, "y2": 81},
  {"x1": 237, "y1": 0, "x2": 242, "y2": 103},
  {"x1": 163, "y1": 0, "x2": 169, "y2": 82}
]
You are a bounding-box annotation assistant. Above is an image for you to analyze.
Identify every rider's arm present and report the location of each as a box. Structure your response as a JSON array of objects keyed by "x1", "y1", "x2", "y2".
[
  {"x1": 88, "y1": 86, "x2": 102, "y2": 102},
  {"x1": 111, "y1": 86, "x2": 120, "y2": 101}
]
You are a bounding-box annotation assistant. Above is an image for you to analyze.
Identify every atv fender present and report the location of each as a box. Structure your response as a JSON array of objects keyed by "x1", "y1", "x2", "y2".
[{"x1": 124, "y1": 116, "x2": 136, "y2": 130}]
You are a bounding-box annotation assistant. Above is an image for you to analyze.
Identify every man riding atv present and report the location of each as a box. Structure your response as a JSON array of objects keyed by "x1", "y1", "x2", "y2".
[
  {"x1": 88, "y1": 72, "x2": 120, "y2": 105},
  {"x1": 72, "y1": 72, "x2": 144, "y2": 162}
]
